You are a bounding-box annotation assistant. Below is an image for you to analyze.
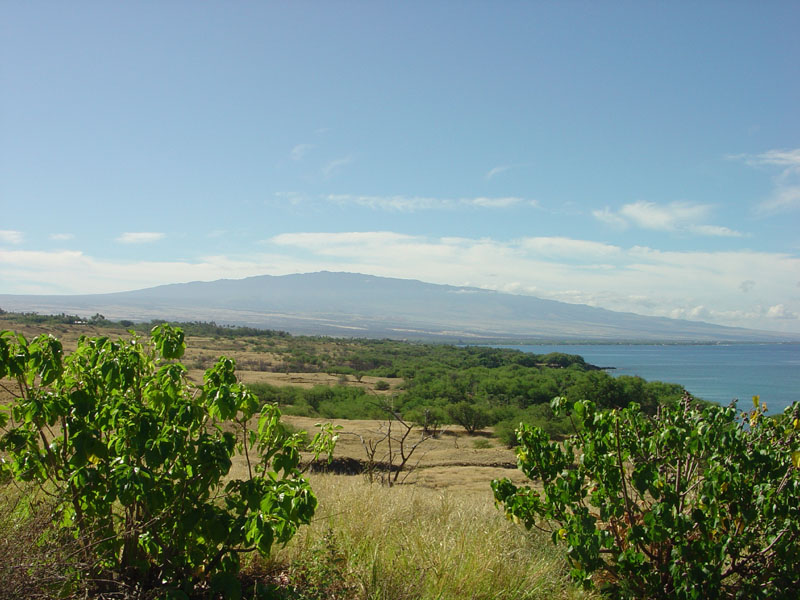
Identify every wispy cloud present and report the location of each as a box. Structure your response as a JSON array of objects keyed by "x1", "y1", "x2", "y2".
[
  {"x1": 273, "y1": 191, "x2": 308, "y2": 206},
  {"x1": 592, "y1": 207, "x2": 628, "y2": 228},
  {"x1": 766, "y1": 304, "x2": 798, "y2": 319},
  {"x1": 485, "y1": 165, "x2": 512, "y2": 180},
  {"x1": 0, "y1": 230, "x2": 24, "y2": 244},
  {"x1": 116, "y1": 232, "x2": 166, "y2": 244},
  {"x1": 271, "y1": 231, "x2": 415, "y2": 252},
  {"x1": 468, "y1": 196, "x2": 524, "y2": 208},
  {"x1": 289, "y1": 143, "x2": 314, "y2": 160},
  {"x1": 326, "y1": 194, "x2": 526, "y2": 212},
  {"x1": 688, "y1": 224, "x2": 744, "y2": 238},
  {"x1": 520, "y1": 237, "x2": 622, "y2": 258},
  {"x1": 0, "y1": 249, "x2": 278, "y2": 294},
  {"x1": 731, "y1": 148, "x2": 800, "y2": 213},
  {"x1": 593, "y1": 201, "x2": 744, "y2": 236},
  {"x1": 50, "y1": 233, "x2": 75, "y2": 241},
  {"x1": 620, "y1": 201, "x2": 710, "y2": 230},
  {"x1": 734, "y1": 148, "x2": 800, "y2": 169},
  {"x1": 322, "y1": 156, "x2": 353, "y2": 178}
]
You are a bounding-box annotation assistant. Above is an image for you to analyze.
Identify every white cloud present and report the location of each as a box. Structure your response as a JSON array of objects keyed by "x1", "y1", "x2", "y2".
[
  {"x1": 592, "y1": 207, "x2": 628, "y2": 228},
  {"x1": 3, "y1": 234, "x2": 799, "y2": 333},
  {"x1": 326, "y1": 194, "x2": 525, "y2": 211},
  {"x1": 0, "y1": 249, "x2": 281, "y2": 294},
  {"x1": 757, "y1": 185, "x2": 800, "y2": 214},
  {"x1": 737, "y1": 148, "x2": 800, "y2": 169},
  {"x1": 688, "y1": 225, "x2": 745, "y2": 238},
  {"x1": 49, "y1": 233, "x2": 75, "y2": 241},
  {"x1": 485, "y1": 165, "x2": 512, "y2": 180},
  {"x1": 263, "y1": 232, "x2": 800, "y2": 332},
  {"x1": 0, "y1": 230, "x2": 24, "y2": 244},
  {"x1": 116, "y1": 232, "x2": 166, "y2": 244},
  {"x1": 620, "y1": 201, "x2": 711, "y2": 230},
  {"x1": 594, "y1": 201, "x2": 744, "y2": 237},
  {"x1": 520, "y1": 237, "x2": 622, "y2": 259},
  {"x1": 271, "y1": 231, "x2": 415, "y2": 250},
  {"x1": 327, "y1": 195, "x2": 436, "y2": 211},
  {"x1": 467, "y1": 196, "x2": 522, "y2": 208},
  {"x1": 766, "y1": 304, "x2": 797, "y2": 320},
  {"x1": 290, "y1": 143, "x2": 314, "y2": 160},
  {"x1": 732, "y1": 148, "x2": 800, "y2": 214}
]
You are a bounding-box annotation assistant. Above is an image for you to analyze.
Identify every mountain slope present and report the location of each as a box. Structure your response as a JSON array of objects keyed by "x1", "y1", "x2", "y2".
[{"x1": 0, "y1": 272, "x2": 793, "y2": 342}]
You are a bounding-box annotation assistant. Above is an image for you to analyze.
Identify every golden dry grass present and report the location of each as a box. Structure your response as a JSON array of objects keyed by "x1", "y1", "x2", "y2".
[{"x1": 260, "y1": 474, "x2": 598, "y2": 600}]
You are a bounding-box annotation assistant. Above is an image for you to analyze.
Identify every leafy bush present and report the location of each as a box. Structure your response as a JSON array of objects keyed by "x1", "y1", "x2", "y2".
[
  {"x1": 0, "y1": 325, "x2": 335, "y2": 597},
  {"x1": 492, "y1": 394, "x2": 800, "y2": 599}
]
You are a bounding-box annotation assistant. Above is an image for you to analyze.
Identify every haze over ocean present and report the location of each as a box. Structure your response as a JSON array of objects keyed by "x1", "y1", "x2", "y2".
[{"x1": 508, "y1": 344, "x2": 799, "y2": 414}]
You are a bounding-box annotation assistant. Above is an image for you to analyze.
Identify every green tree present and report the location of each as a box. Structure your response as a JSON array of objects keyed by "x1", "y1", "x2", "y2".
[
  {"x1": 447, "y1": 401, "x2": 492, "y2": 434},
  {"x1": 492, "y1": 394, "x2": 800, "y2": 599},
  {"x1": 0, "y1": 325, "x2": 336, "y2": 597}
]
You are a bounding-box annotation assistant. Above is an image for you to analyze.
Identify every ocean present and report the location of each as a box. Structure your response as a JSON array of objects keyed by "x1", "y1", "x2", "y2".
[{"x1": 503, "y1": 343, "x2": 800, "y2": 415}]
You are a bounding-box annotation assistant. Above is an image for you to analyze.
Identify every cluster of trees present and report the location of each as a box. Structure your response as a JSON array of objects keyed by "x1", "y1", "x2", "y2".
[
  {"x1": 0, "y1": 310, "x2": 291, "y2": 339},
  {"x1": 0, "y1": 310, "x2": 107, "y2": 325},
  {"x1": 250, "y1": 359, "x2": 685, "y2": 443}
]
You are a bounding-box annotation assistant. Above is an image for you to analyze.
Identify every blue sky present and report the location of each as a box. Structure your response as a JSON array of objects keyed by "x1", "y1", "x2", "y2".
[{"x1": 1, "y1": 2, "x2": 799, "y2": 332}]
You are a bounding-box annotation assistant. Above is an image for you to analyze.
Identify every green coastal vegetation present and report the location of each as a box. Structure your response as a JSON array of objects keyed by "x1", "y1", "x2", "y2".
[{"x1": 0, "y1": 312, "x2": 798, "y2": 598}]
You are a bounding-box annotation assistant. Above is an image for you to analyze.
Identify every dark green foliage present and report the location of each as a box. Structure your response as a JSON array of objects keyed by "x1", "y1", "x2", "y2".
[
  {"x1": 0, "y1": 326, "x2": 336, "y2": 597},
  {"x1": 0, "y1": 311, "x2": 87, "y2": 325},
  {"x1": 249, "y1": 382, "x2": 385, "y2": 420},
  {"x1": 493, "y1": 394, "x2": 800, "y2": 598},
  {"x1": 494, "y1": 404, "x2": 573, "y2": 446},
  {"x1": 0, "y1": 311, "x2": 290, "y2": 339},
  {"x1": 447, "y1": 401, "x2": 493, "y2": 433}
]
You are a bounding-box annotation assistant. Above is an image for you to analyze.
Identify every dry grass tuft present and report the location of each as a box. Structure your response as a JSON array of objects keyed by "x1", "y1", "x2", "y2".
[{"x1": 0, "y1": 484, "x2": 88, "y2": 600}]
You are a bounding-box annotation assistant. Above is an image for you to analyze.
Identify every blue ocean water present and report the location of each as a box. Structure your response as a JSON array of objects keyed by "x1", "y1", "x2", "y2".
[{"x1": 506, "y1": 344, "x2": 800, "y2": 415}]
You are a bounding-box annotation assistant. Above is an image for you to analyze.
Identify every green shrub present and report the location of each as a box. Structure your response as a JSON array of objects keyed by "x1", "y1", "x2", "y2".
[
  {"x1": 493, "y1": 394, "x2": 800, "y2": 599},
  {"x1": 0, "y1": 326, "x2": 336, "y2": 597},
  {"x1": 374, "y1": 379, "x2": 390, "y2": 391},
  {"x1": 494, "y1": 419, "x2": 523, "y2": 447}
]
